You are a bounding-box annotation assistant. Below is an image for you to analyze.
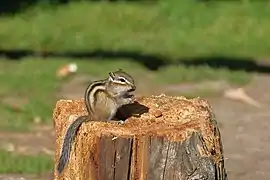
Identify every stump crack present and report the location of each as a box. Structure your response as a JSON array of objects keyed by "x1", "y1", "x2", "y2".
[{"x1": 162, "y1": 141, "x2": 171, "y2": 180}]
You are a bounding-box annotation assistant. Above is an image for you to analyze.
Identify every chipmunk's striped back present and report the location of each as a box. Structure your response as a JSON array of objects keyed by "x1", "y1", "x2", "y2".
[{"x1": 84, "y1": 79, "x2": 107, "y2": 117}]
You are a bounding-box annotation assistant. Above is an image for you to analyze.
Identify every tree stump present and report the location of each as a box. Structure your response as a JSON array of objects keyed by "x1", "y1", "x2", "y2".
[{"x1": 53, "y1": 95, "x2": 227, "y2": 180}]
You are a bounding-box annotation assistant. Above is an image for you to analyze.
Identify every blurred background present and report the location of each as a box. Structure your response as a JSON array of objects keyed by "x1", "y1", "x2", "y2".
[{"x1": 0, "y1": 0, "x2": 270, "y2": 179}]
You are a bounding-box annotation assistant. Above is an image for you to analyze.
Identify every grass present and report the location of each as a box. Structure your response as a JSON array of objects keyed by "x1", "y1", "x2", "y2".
[
  {"x1": 0, "y1": 1, "x2": 269, "y2": 57},
  {"x1": 0, "y1": 150, "x2": 53, "y2": 174},
  {"x1": 0, "y1": 59, "x2": 61, "y2": 131},
  {"x1": 155, "y1": 65, "x2": 249, "y2": 84}
]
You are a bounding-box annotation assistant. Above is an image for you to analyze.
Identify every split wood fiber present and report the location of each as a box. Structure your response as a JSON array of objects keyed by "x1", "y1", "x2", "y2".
[{"x1": 53, "y1": 94, "x2": 228, "y2": 180}]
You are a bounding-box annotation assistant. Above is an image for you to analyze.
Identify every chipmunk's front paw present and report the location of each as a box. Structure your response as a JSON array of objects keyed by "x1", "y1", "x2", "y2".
[
  {"x1": 120, "y1": 97, "x2": 134, "y2": 106},
  {"x1": 109, "y1": 120, "x2": 125, "y2": 125},
  {"x1": 127, "y1": 97, "x2": 135, "y2": 104},
  {"x1": 117, "y1": 120, "x2": 125, "y2": 125},
  {"x1": 122, "y1": 91, "x2": 135, "y2": 104}
]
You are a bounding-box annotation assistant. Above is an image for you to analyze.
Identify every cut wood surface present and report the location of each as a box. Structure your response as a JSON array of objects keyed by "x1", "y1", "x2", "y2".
[{"x1": 53, "y1": 94, "x2": 228, "y2": 180}]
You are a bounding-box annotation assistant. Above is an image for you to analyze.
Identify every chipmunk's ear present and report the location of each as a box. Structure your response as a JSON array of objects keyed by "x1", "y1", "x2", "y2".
[{"x1": 108, "y1": 72, "x2": 115, "y2": 80}]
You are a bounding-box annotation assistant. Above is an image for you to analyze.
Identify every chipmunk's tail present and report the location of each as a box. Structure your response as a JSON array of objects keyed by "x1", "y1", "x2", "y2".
[{"x1": 57, "y1": 116, "x2": 89, "y2": 174}]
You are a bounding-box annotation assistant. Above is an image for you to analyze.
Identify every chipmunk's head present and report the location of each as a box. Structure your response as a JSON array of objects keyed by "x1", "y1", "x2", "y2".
[{"x1": 106, "y1": 69, "x2": 136, "y2": 99}]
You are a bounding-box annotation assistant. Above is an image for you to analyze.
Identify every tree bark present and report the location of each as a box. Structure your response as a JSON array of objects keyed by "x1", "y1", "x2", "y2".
[{"x1": 53, "y1": 95, "x2": 228, "y2": 180}]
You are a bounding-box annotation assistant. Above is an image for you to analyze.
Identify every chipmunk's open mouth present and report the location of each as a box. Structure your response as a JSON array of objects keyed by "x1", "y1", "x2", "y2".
[
  {"x1": 128, "y1": 88, "x2": 135, "y2": 93},
  {"x1": 124, "y1": 88, "x2": 135, "y2": 98}
]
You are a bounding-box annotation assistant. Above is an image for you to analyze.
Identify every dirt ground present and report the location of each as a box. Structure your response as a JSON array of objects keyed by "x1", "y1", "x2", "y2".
[
  {"x1": 0, "y1": 74, "x2": 269, "y2": 180},
  {"x1": 208, "y1": 75, "x2": 270, "y2": 180}
]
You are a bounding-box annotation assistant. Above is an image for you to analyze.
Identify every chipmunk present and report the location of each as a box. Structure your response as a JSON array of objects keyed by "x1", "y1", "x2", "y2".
[{"x1": 57, "y1": 69, "x2": 136, "y2": 174}]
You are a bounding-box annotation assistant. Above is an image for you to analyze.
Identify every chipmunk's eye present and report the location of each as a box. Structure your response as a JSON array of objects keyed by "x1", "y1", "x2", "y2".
[{"x1": 119, "y1": 77, "x2": 126, "y2": 83}]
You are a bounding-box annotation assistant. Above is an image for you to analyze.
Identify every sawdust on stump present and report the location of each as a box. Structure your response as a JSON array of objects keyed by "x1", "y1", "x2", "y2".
[{"x1": 53, "y1": 94, "x2": 227, "y2": 180}]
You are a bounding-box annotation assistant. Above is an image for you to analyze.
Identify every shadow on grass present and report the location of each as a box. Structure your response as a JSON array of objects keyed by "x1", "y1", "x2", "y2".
[
  {"x1": 0, "y1": 0, "x2": 70, "y2": 15},
  {"x1": 0, "y1": 0, "x2": 156, "y2": 16},
  {"x1": 1, "y1": 49, "x2": 270, "y2": 74}
]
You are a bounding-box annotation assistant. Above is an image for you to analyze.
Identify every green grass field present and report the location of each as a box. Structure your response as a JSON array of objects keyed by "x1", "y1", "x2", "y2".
[
  {"x1": 1, "y1": 1, "x2": 270, "y2": 57},
  {"x1": 0, "y1": 150, "x2": 53, "y2": 174},
  {"x1": 0, "y1": 0, "x2": 269, "y2": 175}
]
